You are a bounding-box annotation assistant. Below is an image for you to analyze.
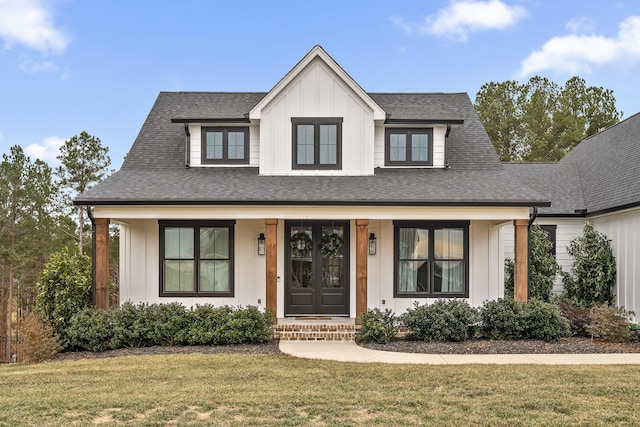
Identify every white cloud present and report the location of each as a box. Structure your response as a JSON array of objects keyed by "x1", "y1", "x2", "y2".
[
  {"x1": 18, "y1": 56, "x2": 58, "y2": 74},
  {"x1": 519, "y1": 16, "x2": 640, "y2": 77},
  {"x1": 392, "y1": 0, "x2": 527, "y2": 42},
  {"x1": 566, "y1": 17, "x2": 595, "y2": 34},
  {"x1": 0, "y1": 0, "x2": 69, "y2": 53},
  {"x1": 25, "y1": 136, "x2": 65, "y2": 164}
]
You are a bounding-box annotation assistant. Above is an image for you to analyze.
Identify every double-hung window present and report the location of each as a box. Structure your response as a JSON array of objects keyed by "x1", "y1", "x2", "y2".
[
  {"x1": 385, "y1": 128, "x2": 433, "y2": 166},
  {"x1": 394, "y1": 221, "x2": 469, "y2": 298},
  {"x1": 159, "y1": 220, "x2": 235, "y2": 297},
  {"x1": 292, "y1": 117, "x2": 342, "y2": 169},
  {"x1": 201, "y1": 127, "x2": 249, "y2": 164}
]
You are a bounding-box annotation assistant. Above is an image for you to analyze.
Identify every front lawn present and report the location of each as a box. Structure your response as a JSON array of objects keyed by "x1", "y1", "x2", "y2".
[{"x1": 1, "y1": 354, "x2": 639, "y2": 426}]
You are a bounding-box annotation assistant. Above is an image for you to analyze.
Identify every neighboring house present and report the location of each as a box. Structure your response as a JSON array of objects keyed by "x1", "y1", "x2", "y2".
[
  {"x1": 504, "y1": 112, "x2": 640, "y2": 316},
  {"x1": 76, "y1": 46, "x2": 548, "y2": 320}
]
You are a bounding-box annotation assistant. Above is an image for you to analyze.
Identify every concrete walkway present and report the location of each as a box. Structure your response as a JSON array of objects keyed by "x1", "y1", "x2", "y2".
[{"x1": 279, "y1": 341, "x2": 640, "y2": 365}]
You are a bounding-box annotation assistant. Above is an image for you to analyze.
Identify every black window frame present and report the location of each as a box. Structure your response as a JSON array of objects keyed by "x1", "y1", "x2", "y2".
[
  {"x1": 393, "y1": 220, "x2": 469, "y2": 298},
  {"x1": 201, "y1": 127, "x2": 250, "y2": 164},
  {"x1": 159, "y1": 220, "x2": 235, "y2": 297},
  {"x1": 385, "y1": 128, "x2": 434, "y2": 166},
  {"x1": 291, "y1": 117, "x2": 343, "y2": 170},
  {"x1": 540, "y1": 225, "x2": 557, "y2": 257}
]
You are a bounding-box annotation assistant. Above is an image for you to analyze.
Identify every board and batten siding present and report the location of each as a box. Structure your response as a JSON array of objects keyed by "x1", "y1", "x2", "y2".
[
  {"x1": 258, "y1": 57, "x2": 375, "y2": 175},
  {"x1": 188, "y1": 123, "x2": 260, "y2": 167},
  {"x1": 373, "y1": 125, "x2": 447, "y2": 168},
  {"x1": 118, "y1": 219, "x2": 266, "y2": 308},
  {"x1": 367, "y1": 220, "x2": 504, "y2": 314},
  {"x1": 593, "y1": 208, "x2": 640, "y2": 319}
]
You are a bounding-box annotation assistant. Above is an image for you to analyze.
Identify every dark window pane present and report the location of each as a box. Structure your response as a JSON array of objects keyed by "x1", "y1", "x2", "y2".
[{"x1": 397, "y1": 260, "x2": 429, "y2": 293}]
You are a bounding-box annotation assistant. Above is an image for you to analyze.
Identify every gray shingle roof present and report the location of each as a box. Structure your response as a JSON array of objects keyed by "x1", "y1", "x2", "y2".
[
  {"x1": 502, "y1": 162, "x2": 586, "y2": 215},
  {"x1": 76, "y1": 91, "x2": 549, "y2": 207},
  {"x1": 559, "y1": 112, "x2": 640, "y2": 214}
]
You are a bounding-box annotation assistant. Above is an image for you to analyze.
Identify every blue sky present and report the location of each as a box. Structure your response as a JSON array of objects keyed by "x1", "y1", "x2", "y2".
[{"x1": 1, "y1": 0, "x2": 639, "y2": 169}]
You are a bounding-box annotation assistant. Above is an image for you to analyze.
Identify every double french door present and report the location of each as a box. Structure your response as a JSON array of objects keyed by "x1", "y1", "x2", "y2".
[{"x1": 285, "y1": 221, "x2": 349, "y2": 316}]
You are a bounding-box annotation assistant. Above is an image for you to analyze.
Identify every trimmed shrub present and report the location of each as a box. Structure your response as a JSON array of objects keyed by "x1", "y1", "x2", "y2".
[
  {"x1": 355, "y1": 308, "x2": 398, "y2": 344},
  {"x1": 15, "y1": 313, "x2": 62, "y2": 364},
  {"x1": 522, "y1": 299, "x2": 571, "y2": 341},
  {"x1": 481, "y1": 298, "x2": 570, "y2": 342},
  {"x1": 65, "y1": 308, "x2": 115, "y2": 352},
  {"x1": 505, "y1": 224, "x2": 561, "y2": 302},
  {"x1": 35, "y1": 247, "x2": 92, "y2": 344},
  {"x1": 562, "y1": 222, "x2": 616, "y2": 306},
  {"x1": 586, "y1": 304, "x2": 634, "y2": 342},
  {"x1": 481, "y1": 298, "x2": 525, "y2": 340},
  {"x1": 402, "y1": 300, "x2": 478, "y2": 342},
  {"x1": 556, "y1": 297, "x2": 592, "y2": 337}
]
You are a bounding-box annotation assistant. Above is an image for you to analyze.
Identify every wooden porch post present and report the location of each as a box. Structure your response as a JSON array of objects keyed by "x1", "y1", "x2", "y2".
[
  {"x1": 95, "y1": 218, "x2": 110, "y2": 309},
  {"x1": 513, "y1": 219, "x2": 529, "y2": 302},
  {"x1": 265, "y1": 219, "x2": 278, "y2": 320},
  {"x1": 356, "y1": 219, "x2": 369, "y2": 323}
]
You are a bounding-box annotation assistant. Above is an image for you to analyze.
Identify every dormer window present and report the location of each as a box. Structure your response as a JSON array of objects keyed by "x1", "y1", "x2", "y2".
[
  {"x1": 201, "y1": 127, "x2": 249, "y2": 164},
  {"x1": 292, "y1": 118, "x2": 342, "y2": 170},
  {"x1": 385, "y1": 128, "x2": 433, "y2": 166}
]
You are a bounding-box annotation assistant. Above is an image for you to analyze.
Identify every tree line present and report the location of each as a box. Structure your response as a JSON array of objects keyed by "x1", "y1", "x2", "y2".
[{"x1": 0, "y1": 132, "x2": 111, "y2": 360}]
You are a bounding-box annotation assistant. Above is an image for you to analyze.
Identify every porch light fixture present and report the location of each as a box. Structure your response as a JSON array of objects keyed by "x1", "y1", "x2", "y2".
[
  {"x1": 257, "y1": 233, "x2": 266, "y2": 255},
  {"x1": 369, "y1": 233, "x2": 377, "y2": 255}
]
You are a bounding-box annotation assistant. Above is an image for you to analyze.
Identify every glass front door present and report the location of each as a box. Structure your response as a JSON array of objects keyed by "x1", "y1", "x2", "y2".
[{"x1": 285, "y1": 221, "x2": 349, "y2": 315}]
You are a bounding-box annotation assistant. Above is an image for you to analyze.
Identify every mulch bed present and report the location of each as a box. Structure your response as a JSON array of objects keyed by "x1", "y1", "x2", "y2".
[
  {"x1": 360, "y1": 336, "x2": 640, "y2": 354},
  {"x1": 51, "y1": 337, "x2": 640, "y2": 362}
]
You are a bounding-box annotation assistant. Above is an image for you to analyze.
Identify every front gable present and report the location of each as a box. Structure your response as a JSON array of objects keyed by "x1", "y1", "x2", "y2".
[{"x1": 257, "y1": 55, "x2": 379, "y2": 175}]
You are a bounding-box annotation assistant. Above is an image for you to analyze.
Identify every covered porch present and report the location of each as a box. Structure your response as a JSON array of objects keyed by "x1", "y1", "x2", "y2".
[{"x1": 91, "y1": 205, "x2": 532, "y2": 321}]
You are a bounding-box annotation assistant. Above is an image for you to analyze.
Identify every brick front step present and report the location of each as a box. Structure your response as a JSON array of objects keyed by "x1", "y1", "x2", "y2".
[{"x1": 274, "y1": 323, "x2": 361, "y2": 341}]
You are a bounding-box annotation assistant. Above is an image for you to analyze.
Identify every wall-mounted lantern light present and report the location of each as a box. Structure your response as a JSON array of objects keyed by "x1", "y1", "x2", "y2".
[
  {"x1": 369, "y1": 233, "x2": 377, "y2": 255},
  {"x1": 257, "y1": 233, "x2": 266, "y2": 255}
]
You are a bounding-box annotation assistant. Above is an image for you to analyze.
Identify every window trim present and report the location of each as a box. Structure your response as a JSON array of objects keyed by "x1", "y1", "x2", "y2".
[
  {"x1": 159, "y1": 220, "x2": 235, "y2": 297},
  {"x1": 201, "y1": 127, "x2": 249, "y2": 164},
  {"x1": 291, "y1": 117, "x2": 343, "y2": 170},
  {"x1": 393, "y1": 220, "x2": 469, "y2": 298},
  {"x1": 385, "y1": 128, "x2": 434, "y2": 166}
]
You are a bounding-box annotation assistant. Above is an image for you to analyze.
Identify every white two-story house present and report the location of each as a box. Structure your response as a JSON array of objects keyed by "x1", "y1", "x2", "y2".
[{"x1": 76, "y1": 46, "x2": 546, "y2": 321}]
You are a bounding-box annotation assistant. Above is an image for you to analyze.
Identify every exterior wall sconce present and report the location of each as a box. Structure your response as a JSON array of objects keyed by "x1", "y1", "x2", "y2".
[
  {"x1": 257, "y1": 233, "x2": 266, "y2": 255},
  {"x1": 369, "y1": 233, "x2": 377, "y2": 255}
]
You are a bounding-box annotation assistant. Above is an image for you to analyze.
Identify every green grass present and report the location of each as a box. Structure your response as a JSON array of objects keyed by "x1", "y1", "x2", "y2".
[{"x1": 1, "y1": 354, "x2": 639, "y2": 426}]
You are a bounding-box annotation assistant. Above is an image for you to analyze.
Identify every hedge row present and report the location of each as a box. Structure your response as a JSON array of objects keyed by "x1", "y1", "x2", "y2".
[
  {"x1": 357, "y1": 298, "x2": 572, "y2": 343},
  {"x1": 62, "y1": 302, "x2": 273, "y2": 352}
]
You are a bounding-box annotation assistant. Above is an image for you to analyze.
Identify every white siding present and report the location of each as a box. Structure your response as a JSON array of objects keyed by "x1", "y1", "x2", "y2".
[
  {"x1": 258, "y1": 58, "x2": 375, "y2": 175},
  {"x1": 188, "y1": 123, "x2": 260, "y2": 167},
  {"x1": 593, "y1": 208, "x2": 640, "y2": 318},
  {"x1": 119, "y1": 219, "x2": 266, "y2": 309},
  {"x1": 503, "y1": 218, "x2": 584, "y2": 294},
  {"x1": 373, "y1": 125, "x2": 447, "y2": 168},
  {"x1": 368, "y1": 220, "x2": 504, "y2": 314}
]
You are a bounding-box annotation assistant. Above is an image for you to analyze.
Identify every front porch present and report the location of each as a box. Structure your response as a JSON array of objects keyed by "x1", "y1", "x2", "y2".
[{"x1": 91, "y1": 206, "x2": 532, "y2": 319}]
